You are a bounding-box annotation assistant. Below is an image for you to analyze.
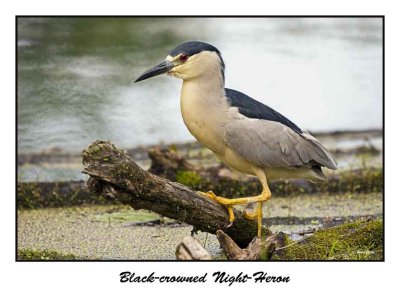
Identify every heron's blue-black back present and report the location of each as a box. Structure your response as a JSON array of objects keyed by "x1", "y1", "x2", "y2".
[{"x1": 225, "y1": 88, "x2": 303, "y2": 135}]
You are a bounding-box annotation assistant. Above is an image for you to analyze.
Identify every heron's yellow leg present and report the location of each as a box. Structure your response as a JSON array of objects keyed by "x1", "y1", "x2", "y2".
[
  {"x1": 242, "y1": 202, "x2": 264, "y2": 237},
  {"x1": 256, "y1": 201, "x2": 263, "y2": 237}
]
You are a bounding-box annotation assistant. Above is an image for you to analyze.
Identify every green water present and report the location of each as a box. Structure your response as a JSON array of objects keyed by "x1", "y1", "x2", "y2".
[{"x1": 18, "y1": 17, "x2": 383, "y2": 154}]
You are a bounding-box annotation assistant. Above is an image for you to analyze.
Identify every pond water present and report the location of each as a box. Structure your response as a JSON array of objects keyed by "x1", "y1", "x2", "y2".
[{"x1": 17, "y1": 17, "x2": 383, "y2": 154}]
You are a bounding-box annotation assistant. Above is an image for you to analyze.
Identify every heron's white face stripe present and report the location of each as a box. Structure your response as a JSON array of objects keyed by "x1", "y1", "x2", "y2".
[
  {"x1": 166, "y1": 55, "x2": 177, "y2": 62},
  {"x1": 166, "y1": 51, "x2": 223, "y2": 82}
]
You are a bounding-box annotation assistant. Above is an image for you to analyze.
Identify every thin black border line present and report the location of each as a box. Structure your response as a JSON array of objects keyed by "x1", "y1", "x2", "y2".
[
  {"x1": 16, "y1": 15, "x2": 385, "y2": 262},
  {"x1": 16, "y1": 15, "x2": 384, "y2": 18},
  {"x1": 15, "y1": 16, "x2": 18, "y2": 262}
]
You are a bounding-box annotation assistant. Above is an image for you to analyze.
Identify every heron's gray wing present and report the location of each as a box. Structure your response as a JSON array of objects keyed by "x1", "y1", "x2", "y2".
[{"x1": 222, "y1": 118, "x2": 337, "y2": 170}]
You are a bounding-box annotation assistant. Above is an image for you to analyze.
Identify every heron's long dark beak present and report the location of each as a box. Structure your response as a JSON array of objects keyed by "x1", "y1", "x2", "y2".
[{"x1": 135, "y1": 60, "x2": 173, "y2": 83}]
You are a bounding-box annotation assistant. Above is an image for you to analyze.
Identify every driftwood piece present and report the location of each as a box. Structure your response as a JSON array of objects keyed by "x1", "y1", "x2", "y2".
[
  {"x1": 175, "y1": 231, "x2": 286, "y2": 260},
  {"x1": 176, "y1": 236, "x2": 212, "y2": 260},
  {"x1": 216, "y1": 230, "x2": 286, "y2": 260},
  {"x1": 82, "y1": 141, "x2": 270, "y2": 247}
]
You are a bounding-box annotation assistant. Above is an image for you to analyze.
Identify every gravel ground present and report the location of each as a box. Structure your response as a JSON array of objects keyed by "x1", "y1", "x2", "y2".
[{"x1": 17, "y1": 193, "x2": 382, "y2": 260}]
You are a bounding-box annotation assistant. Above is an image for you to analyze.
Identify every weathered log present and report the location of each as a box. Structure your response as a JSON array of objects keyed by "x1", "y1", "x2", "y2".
[
  {"x1": 176, "y1": 236, "x2": 212, "y2": 260},
  {"x1": 82, "y1": 140, "x2": 270, "y2": 247}
]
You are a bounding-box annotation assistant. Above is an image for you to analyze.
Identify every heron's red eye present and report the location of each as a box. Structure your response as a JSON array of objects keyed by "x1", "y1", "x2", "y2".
[{"x1": 179, "y1": 54, "x2": 188, "y2": 62}]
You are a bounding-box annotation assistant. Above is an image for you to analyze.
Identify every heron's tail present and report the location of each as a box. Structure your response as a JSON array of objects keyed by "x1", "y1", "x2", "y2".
[{"x1": 301, "y1": 131, "x2": 338, "y2": 170}]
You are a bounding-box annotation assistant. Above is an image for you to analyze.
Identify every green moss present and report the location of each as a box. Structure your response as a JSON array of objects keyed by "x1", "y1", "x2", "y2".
[
  {"x1": 17, "y1": 249, "x2": 78, "y2": 260},
  {"x1": 90, "y1": 145, "x2": 101, "y2": 154},
  {"x1": 176, "y1": 170, "x2": 203, "y2": 187},
  {"x1": 272, "y1": 219, "x2": 383, "y2": 260}
]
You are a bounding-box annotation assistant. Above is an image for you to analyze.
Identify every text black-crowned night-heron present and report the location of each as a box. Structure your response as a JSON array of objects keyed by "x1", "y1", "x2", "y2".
[{"x1": 135, "y1": 41, "x2": 337, "y2": 237}]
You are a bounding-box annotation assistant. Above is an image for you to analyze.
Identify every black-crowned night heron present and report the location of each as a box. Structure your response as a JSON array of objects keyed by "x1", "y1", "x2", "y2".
[{"x1": 135, "y1": 41, "x2": 337, "y2": 237}]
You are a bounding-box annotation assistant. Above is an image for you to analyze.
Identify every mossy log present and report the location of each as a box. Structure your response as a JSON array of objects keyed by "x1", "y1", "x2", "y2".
[{"x1": 82, "y1": 140, "x2": 270, "y2": 248}]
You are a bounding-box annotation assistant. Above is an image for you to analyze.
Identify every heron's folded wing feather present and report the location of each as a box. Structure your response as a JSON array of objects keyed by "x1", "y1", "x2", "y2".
[{"x1": 222, "y1": 118, "x2": 337, "y2": 170}]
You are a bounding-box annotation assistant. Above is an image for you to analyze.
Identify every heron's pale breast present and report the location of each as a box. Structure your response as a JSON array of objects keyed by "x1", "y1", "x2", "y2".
[{"x1": 180, "y1": 79, "x2": 228, "y2": 155}]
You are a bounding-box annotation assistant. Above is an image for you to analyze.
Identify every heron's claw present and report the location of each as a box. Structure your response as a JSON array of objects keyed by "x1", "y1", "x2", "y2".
[{"x1": 198, "y1": 190, "x2": 217, "y2": 200}]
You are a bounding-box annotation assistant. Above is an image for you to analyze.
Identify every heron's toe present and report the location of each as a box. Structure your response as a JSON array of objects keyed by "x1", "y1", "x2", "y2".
[
  {"x1": 243, "y1": 209, "x2": 257, "y2": 221},
  {"x1": 206, "y1": 190, "x2": 217, "y2": 198}
]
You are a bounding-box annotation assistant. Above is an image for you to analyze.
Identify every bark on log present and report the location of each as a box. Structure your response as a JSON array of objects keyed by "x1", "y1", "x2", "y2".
[{"x1": 82, "y1": 141, "x2": 270, "y2": 248}]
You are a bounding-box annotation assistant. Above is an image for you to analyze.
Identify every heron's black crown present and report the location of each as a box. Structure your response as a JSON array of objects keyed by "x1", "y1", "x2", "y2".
[
  {"x1": 169, "y1": 41, "x2": 221, "y2": 58},
  {"x1": 169, "y1": 41, "x2": 225, "y2": 82}
]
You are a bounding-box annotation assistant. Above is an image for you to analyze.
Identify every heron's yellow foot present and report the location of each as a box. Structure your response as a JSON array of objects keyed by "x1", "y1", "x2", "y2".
[
  {"x1": 198, "y1": 190, "x2": 235, "y2": 225},
  {"x1": 200, "y1": 190, "x2": 270, "y2": 206},
  {"x1": 256, "y1": 201, "x2": 263, "y2": 238},
  {"x1": 199, "y1": 189, "x2": 269, "y2": 235}
]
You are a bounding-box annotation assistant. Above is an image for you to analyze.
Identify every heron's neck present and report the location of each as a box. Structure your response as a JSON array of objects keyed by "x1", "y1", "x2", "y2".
[{"x1": 181, "y1": 71, "x2": 226, "y2": 107}]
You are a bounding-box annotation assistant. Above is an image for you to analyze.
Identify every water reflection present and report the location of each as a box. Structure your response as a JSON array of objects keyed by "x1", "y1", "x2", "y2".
[{"x1": 18, "y1": 17, "x2": 382, "y2": 154}]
